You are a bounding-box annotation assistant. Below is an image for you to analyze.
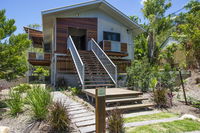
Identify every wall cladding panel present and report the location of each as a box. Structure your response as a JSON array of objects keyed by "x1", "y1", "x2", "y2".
[{"x1": 56, "y1": 18, "x2": 97, "y2": 53}]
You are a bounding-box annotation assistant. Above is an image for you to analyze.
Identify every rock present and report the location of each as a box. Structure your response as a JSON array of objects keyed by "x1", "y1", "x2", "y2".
[
  {"x1": 180, "y1": 114, "x2": 200, "y2": 121},
  {"x1": 0, "y1": 126, "x2": 10, "y2": 133}
]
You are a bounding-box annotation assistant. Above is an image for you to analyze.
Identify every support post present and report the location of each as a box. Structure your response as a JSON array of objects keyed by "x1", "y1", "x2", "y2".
[
  {"x1": 179, "y1": 69, "x2": 188, "y2": 105},
  {"x1": 95, "y1": 88, "x2": 106, "y2": 133}
]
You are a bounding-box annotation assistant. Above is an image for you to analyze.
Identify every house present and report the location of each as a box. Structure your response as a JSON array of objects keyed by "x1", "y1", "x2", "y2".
[
  {"x1": 25, "y1": 0, "x2": 145, "y2": 89},
  {"x1": 160, "y1": 36, "x2": 187, "y2": 67}
]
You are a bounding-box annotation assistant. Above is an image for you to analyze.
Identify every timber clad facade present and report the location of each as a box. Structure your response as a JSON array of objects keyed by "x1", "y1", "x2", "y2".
[{"x1": 26, "y1": 0, "x2": 144, "y2": 87}]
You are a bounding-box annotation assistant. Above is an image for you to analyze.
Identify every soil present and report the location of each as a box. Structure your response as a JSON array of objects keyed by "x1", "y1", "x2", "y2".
[{"x1": 0, "y1": 89, "x2": 78, "y2": 133}]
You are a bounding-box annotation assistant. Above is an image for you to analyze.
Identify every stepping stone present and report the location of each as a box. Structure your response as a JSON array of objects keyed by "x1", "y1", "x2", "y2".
[
  {"x1": 72, "y1": 115, "x2": 95, "y2": 123},
  {"x1": 76, "y1": 119, "x2": 95, "y2": 127},
  {"x1": 68, "y1": 106, "x2": 86, "y2": 111},
  {"x1": 124, "y1": 117, "x2": 180, "y2": 128},
  {"x1": 71, "y1": 112, "x2": 94, "y2": 119},
  {"x1": 69, "y1": 109, "x2": 88, "y2": 115},
  {"x1": 79, "y1": 125, "x2": 95, "y2": 133}
]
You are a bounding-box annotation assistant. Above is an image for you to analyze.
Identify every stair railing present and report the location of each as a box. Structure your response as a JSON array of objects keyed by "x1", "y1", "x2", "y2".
[
  {"x1": 67, "y1": 35, "x2": 85, "y2": 89},
  {"x1": 89, "y1": 39, "x2": 117, "y2": 87}
]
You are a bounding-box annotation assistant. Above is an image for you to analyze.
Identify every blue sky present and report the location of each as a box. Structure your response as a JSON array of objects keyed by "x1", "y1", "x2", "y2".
[{"x1": 1, "y1": 0, "x2": 189, "y2": 34}]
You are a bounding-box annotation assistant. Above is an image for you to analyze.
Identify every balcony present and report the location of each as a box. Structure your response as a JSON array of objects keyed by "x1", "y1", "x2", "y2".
[
  {"x1": 28, "y1": 52, "x2": 51, "y2": 66},
  {"x1": 99, "y1": 40, "x2": 128, "y2": 57}
]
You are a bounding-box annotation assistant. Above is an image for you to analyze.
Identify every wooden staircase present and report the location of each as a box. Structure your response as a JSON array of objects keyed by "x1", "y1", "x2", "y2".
[
  {"x1": 79, "y1": 50, "x2": 115, "y2": 89},
  {"x1": 83, "y1": 88, "x2": 154, "y2": 112}
]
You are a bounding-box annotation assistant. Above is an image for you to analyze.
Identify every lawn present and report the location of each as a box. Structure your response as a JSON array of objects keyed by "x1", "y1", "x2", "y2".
[
  {"x1": 124, "y1": 112, "x2": 178, "y2": 123},
  {"x1": 126, "y1": 119, "x2": 200, "y2": 133}
]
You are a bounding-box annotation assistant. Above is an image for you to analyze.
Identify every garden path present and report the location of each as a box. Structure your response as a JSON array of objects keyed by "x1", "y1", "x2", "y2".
[{"x1": 52, "y1": 91, "x2": 96, "y2": 133}]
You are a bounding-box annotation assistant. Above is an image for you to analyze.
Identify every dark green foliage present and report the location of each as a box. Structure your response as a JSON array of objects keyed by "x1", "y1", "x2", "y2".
[
  {"x1": 26, "y1": 86, "x2": 52, "y2": 120},
  {"x1": 56, "y1": 77, "x2": 68, "y2": 89},
  {"x1": 48, "y1": 101, "x2": 70, "y2": 132},
  {"x1": 6, "y1": 90, "x2": 24, "y2": 116},
  {"x1": 127, "y1": 57, "x2": 157, "y2": 92},
  {"x1": 0, "y1": 100, "x2": 7, "y2": 108},
  {"x1": 107, "y1": 108, "x2": 125, "y2": 133},
  {"x1": 12, "y1": 83, "x2": 32, "y2": 93},
  {"x1": 0, "y1": 9, "x2": 31, "y2": 80},
  {"x1": 69, "y1": 87, "x2": 81, "y2": 96}
]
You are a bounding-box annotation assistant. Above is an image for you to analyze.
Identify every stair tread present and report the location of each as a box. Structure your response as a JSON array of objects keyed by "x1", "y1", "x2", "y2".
[
  {"x1": 106, "y1": 97, "x2": 148, "y2": 103},
  {"x1": 106, "y1": 103, "x2": 154, "y2": 111},
  {"x1": 85, "y1": 84, "x2": 115, "y2": 87},
  {"x1": 85, "y1": 81, "x2": 111, "y2": 83}
]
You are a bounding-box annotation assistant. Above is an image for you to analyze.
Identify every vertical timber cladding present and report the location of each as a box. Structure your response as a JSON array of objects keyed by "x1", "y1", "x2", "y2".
[{"x1": 56, "y1": 18, "x2": 97, "y2": 53}]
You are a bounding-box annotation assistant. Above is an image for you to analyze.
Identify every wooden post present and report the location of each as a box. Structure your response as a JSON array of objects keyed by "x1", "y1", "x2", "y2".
[
  {"x1": 95, "y1": 88, "x2": 106, "y2": 133},
  {"x1": 179, "y1": 69, "x2": 188, "y2": 105}
]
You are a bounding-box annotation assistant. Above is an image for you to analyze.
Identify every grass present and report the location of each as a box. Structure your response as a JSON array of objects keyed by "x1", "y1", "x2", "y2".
[
  {"x1": 26, "y1": 86, "x2": 52, "y2": 120},
  {"x1": 126, "y1": 119, "x2": 200, "y2": 133},
  {"x1": 124, "y1": 112, "x2": 178, "y2": 123},
  {"x1": 6, "y1": 91, "x2": 24, "y2": 116}
]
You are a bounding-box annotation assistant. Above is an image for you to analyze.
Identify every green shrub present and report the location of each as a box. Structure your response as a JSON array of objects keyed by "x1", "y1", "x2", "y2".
[
  {"x1": 6, "y1": 91, "x2": 24, "y2": 116},
  {"x1": 12, "y1": 83, "x2": 31, "y2": 93},
  {"x1": 48, "y1": 101, "x2": 70, "y2": 132},
  {"x1": 127, "y1": 57, "x2": 157, "y2": 92},
  {"x1": 107, "y1": 108, "x2": 125, "y2": 133},
  {"x1": 152, "y1": 87, "x2": 168, "y2": 108},
  {"x1": 69, "y1": 87, "x2": 81, "y2": 96},
  {"x1": 26, "y1": 86, "x2": 52, "y2": 120},
  {"x1": 0, "y1": 100, "x2": 8, "y2": 108}
]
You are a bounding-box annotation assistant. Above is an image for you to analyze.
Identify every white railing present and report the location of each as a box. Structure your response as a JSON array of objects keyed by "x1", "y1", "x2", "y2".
[
  {"x1": 89, "y1": 39, "x2": 117, "y2": 87},
  {"x1": 67, "y1": 36, "x2": 85, "y2": 89}
]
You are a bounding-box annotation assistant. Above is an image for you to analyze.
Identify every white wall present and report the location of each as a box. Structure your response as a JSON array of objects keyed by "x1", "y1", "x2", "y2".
[{"x1": 50, "y1": 8, "x2": 134, "y2": 60}]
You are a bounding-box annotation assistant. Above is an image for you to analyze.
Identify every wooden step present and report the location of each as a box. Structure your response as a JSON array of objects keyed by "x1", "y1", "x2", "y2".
[
  {"x1": 84, "y1": 84, "x2": 115, "y2": 87},
  {"x1": 106, "y1": 97, "x2": 148, "y2": 104},
  {"x1": 106, "y1": 103, "x2": 154, "y2": 111},
  {"x1": 85, "y1": 81, "x2": 112, "y2": 83},
  {"x1": 85, "y1": 77, "x2": 111, "y2": 80}
]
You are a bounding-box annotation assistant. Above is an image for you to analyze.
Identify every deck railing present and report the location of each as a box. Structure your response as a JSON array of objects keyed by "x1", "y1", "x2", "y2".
[
  {"x1": 28, "y1": 52, "x2": 51, "y2": 60},
  {"x1": 67, "y1": 36, "x2": 85, "y2": 89},
  {"x1": 89, "y1": 39, "x2": 117, "y2": 87}
]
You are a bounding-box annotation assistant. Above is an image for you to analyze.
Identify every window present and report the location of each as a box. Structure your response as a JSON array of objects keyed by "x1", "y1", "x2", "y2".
[{"x1": 103, "y1": 32, "x2": 120, "y2": 42}]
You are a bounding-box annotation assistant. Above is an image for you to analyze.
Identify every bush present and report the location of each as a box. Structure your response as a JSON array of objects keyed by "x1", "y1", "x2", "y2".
[
  {"x1": 127, "y1": 57, "x2": 157, "y2": 92},
  {"x1": 107, "y1": 108, "x2": 125, "y2": 133},
  {"x1": 69, "y1": 87, "x2": 81, "y2": 96},
  {"x1": 12, "y1": 83, "x2": 31, "y2": 93},
  {"x1": 26, "y1": 86, "x2": 52, "y2": 120},
  {"x1": 56, "y1": 77, "x2": 68, "y2": 89},
  {"x1": 6, "y1": 91, "x2": 24, "y2": 116},
  {"x1": 152, "y1": 86, "x2": 168, "y2": 108},
  {"x1": 48, "y1": 101, "x2": 70, "y2": 132}
]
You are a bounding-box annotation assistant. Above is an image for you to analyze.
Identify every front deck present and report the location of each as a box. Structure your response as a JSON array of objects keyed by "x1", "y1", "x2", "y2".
[
  {"x1": 83, "y1": 88, "x2": 154, "y2": 111},
  {"x1": 83, "y1": 88, "x2": 143, "y2": 99}
]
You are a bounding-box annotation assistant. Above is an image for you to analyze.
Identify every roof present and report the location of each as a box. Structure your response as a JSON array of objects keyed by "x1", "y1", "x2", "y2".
[
  {"x1": 24, "y1": 27, "x2": 43, "y2": 48},
  {"x1": 42, "y1": 0, "x2": 145, "y2": 32},
  {"x1": 161, "y1": 36, "x2": 180, "y2": 49}
]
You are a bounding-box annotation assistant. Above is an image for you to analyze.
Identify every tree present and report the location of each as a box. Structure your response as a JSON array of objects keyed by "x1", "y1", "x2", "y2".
[
  {"x1": 174, "y1": 0, "x2": 200, "y2": 68},
  {"x1": 0, "y1": 9, "x2": 31, "y2": 80},
  {"x1": 142, "y1": 0, "x2": 173, "y2": 64}
]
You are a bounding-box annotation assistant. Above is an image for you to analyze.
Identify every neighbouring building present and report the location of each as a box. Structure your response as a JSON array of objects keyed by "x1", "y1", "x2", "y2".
[{"x1": 25, "y1": 0, "x2": 144, "y2": 89}]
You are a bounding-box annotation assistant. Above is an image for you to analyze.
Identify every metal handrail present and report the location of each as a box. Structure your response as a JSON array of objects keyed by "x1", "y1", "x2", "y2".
[
  {"x1": 67, "y1": 36, "x2": 85, "y2": 89},
  {"x1": 89, "y1": 38, "x2": 117, "y2": 87}
]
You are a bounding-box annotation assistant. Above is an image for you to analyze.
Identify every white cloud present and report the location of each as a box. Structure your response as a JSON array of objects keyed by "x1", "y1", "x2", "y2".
[{"x1": 140, "y1": 0, "x2": 147, "y2": 5}]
